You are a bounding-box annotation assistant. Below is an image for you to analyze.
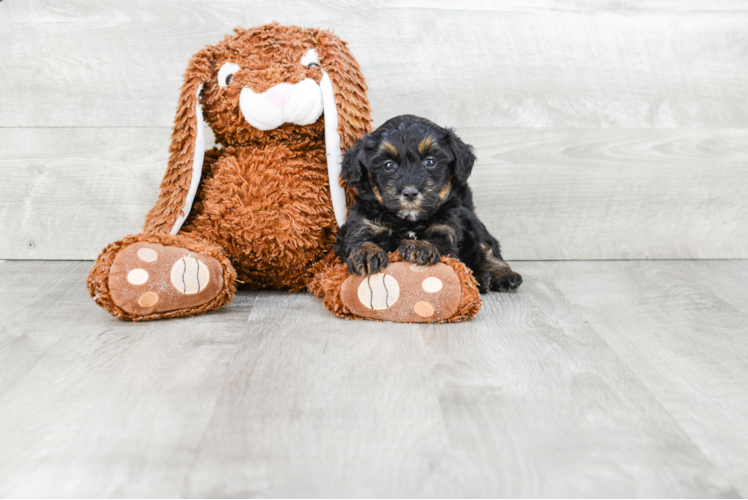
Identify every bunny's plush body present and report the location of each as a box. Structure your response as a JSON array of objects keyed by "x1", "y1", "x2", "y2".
[{"x1": 88, "y1": 24, "x2": 482, "y2": 323}]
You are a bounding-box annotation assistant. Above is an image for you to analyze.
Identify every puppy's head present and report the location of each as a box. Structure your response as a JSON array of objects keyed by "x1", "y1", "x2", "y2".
[{"x1": 342, "y1": 115, "x2": 476, "y2": 221}]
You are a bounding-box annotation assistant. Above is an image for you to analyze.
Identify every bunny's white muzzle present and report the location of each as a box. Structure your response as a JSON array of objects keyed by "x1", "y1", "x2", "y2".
[{"x1": 239, "y1": 78, "x2": 324, "y2": 131}]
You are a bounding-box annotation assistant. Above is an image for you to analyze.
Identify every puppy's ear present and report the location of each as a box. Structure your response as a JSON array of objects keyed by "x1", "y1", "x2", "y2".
[
  {"x1": 341, "y1": 137, "x2": 368, "y2": 186},
  {"x1": 446, "y1": 129, "x2": 476, "y2": 184}
]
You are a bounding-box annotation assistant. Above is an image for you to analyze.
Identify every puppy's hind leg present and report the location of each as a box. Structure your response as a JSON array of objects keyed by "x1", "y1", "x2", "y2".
[
  {"x1": 478, "y1": 242, "x2": 523, "y2": 292},
  {"x1": 459, "y1": 208, "x2": 522, "y2": 293}
]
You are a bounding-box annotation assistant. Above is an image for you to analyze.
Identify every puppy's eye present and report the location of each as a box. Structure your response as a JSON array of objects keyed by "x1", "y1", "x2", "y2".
[
  {"x1": 383, "y1": 161, "x2": 396, "y2": 171},
  {"x1": 424, "y1": 158, "x2": 436, "y2": 168},
  {"x1": 307, "y1": 62, "x2": 321, "y2": 69},
  {"x1": 218, "y1": 62, "x2": 241, "y2": 88}
]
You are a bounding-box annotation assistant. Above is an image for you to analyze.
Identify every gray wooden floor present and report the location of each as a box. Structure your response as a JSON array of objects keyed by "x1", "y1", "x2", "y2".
[{"x1": 1, "y1": 260, "x2": 747, "y2": 498}]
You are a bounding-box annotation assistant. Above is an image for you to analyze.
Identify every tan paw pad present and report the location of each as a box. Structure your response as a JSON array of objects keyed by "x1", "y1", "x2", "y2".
[
  {"x1": 414, "y1": 301, "x2": 435, "y2": 318},
  {"x1": 108, "y1": 242, "x2": 224, "y2": 316},
  {"x1": 137, "y1": 247, "x2": 158, "y2": 262},
  {"x1": 138, "y1": 292, "x2": 159, "y2": 307},
  {"x1": 357, "y1": 273, "x2": 400, "y2": 310},
  {"x1": 421, "y1": 277, "x2": 443, "y2": 293},
  {"x1": 341, "y1": 262, "x2": 461, "y2": 323},
  {"x1": 127, "y1": 269, "x2": 149, "y2": 285},
  {"x1": 171, "y1": 256, "x2": 210, "y2": 295}
]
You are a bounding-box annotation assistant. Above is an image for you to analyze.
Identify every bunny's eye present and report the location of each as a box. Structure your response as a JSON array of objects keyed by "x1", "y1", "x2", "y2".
[
  {"x1": 300, "y1": 48, "x2": 320, "y2": 70},
  {"x1": 218, "y1": 62, "x2": 241, "y2": 88}
]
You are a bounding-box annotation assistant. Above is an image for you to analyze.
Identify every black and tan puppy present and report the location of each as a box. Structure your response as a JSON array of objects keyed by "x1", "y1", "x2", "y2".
[{"x1": 335, "y1": 115, "x2": 522, "y2": 293}]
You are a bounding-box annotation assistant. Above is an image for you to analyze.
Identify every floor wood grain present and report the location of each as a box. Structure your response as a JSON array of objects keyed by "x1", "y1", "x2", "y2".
[
  {"x1": 540, "y1": 260, "x2": 748, "y2": 497},
  {"x1": 0, "y1": 260, "x2": 746, "y2": 497}
]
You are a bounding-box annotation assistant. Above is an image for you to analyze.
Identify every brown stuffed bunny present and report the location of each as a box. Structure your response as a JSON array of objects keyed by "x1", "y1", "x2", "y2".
[{"x1": 88, "y1": 23, "x2": 481, "y2": 323}]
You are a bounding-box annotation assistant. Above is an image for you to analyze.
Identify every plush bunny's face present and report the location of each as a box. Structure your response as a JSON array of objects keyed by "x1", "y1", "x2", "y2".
[
  {"x1": 200, "y1": 25, "x2": 335, "y2": 145},
  {"x1": 220, "y1": 48, "x2": 323, "y2": 131},
  {"x1": 148, "y1": 24, "x2": 371, "y2": 236}
]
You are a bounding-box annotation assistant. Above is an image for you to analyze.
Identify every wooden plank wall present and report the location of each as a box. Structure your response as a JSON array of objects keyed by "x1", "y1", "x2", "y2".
[{"x1": 2, "y1": 0, "x2": 747, "y2": 260}]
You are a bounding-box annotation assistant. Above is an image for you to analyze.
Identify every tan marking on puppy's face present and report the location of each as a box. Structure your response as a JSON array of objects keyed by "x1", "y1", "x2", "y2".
[
  {"x1": 371, "y1": 184, "x2": 384, "y2": 204},
  {"x1": 367, "y1": 171, "x2": 385, "y2": 204},
  {"x1": 438, "y1": 179, "x2": 452, "y2": 201},
  {"x1": 418, "y1": 136, "x2": 436, "y2": 155},
  {"x1": 381, "y1": 142, "x2": 398, "y2": 156}
]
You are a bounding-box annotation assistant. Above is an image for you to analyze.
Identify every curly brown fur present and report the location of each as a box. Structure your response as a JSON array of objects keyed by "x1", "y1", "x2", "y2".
[
  {"x1": 335, "y1": 115, "x2": 522, "y2": 293},
  {"x1": 180, "y1": 141, "x2": 335, "y2": 291}
]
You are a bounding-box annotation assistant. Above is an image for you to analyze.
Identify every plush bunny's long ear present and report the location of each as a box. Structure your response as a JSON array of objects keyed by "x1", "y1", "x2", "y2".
[
  {"x1": 144, "y1": 46, "x2": 215, "y2": 234},
  {"x1": 313, "y1": 30, "x2": 373, "y2": 226}
]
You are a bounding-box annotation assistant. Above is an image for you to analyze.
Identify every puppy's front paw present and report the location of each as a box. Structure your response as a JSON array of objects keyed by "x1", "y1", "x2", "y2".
[
  {"x1": 347, "y1": 242, "x2": 389, "y2": 276},
  {"x1": 399, "y1": 240, "x2": 441, "y2": 266},
  {"x1": 475, "y1": 270, "x2": 492, "y2": 294}
]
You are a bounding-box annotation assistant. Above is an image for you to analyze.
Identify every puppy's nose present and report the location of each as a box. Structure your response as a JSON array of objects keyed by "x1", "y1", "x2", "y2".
[{"x1": 402, "y1": 187, "x2": 420, "y2": 201}]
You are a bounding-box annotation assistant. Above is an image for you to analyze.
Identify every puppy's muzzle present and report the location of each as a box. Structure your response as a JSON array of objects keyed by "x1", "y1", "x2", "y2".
[
  {"x1": 401, "y1": 187, "x2": 420, "y2": 202},
  {"x1": 397, "y1": 187, "x2": 424, "y2": 221}
]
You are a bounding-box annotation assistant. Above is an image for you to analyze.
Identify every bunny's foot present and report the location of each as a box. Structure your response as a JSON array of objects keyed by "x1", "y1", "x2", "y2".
[
  {"x1": 88, "y1": 233, "x2": 236, "y2": 320},
  {"x1": 309, "y1": 251, "x2": 482, "y2": 323}
]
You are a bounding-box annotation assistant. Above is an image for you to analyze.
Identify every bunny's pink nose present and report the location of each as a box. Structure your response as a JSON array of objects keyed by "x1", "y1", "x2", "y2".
[{"x1": 264, "y1": 83, "x2": 294, "y2": 109}]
